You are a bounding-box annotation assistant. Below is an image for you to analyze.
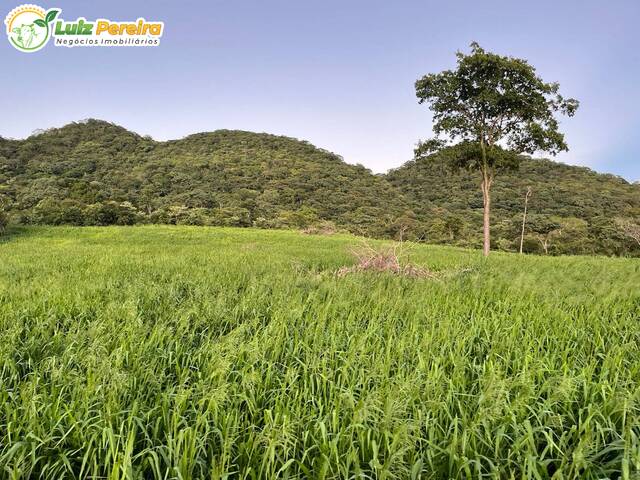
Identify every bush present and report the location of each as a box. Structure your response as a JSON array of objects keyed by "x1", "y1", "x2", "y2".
[
  {"x1": 84, "y1": 201, "x2": 141, "y2": 226},
  {"x1": 177, "y1": 208, "x2": 210, "y2": 226},
  {"x1": 301, "y1": 220, "x2": 338, "y2": 235},
  {"x1": 210, "y1": 207, "x2": 251, "y2": 227},
  {"x1": 31, "y1": 199, "x2": 85, "y2": 226},
  {"x1": 272, "y1": 206, "x2": 319, "y2": 229}
]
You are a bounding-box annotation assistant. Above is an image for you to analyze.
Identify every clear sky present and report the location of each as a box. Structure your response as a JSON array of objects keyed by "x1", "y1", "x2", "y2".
[{"x1": 1, "y1": 0, "x2": 639, "y2": 181}]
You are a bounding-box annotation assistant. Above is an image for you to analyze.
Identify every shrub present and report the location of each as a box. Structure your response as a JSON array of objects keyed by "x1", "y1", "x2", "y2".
[
  {"x1": 301, "y1": 220, "x2": 338, "y2": 235},
  {"x1": 84, "y1": 201, "x2": 140, "y2": 226},
  {"x1": 210, "y1": 207, "x2": 251, "y2": 227}
]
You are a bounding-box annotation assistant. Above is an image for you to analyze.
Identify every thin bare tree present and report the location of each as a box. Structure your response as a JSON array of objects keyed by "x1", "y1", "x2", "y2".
[{"x1": 519, "y1": 187, "x2": 532, "y2": 254}]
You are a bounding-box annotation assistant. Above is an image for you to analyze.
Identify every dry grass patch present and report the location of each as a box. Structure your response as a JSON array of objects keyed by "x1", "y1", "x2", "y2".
[{"x1": 337, "y1": 239, "x2": 438, "y2": 279}]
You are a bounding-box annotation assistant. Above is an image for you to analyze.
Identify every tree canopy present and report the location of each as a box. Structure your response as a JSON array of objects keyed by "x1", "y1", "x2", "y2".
[
  {"x1": 414, "y1": 43, "x2": 579, "y2": 255},
  {"x1": 415, "y1": 42, "x2": 579, "y2": 155},
  {"x1": 1, "y1": 119, "x2": 638, "y2": 257}
]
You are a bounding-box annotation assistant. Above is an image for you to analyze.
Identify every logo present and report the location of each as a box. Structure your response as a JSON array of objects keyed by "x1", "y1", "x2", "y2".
[
  {"x1": 5, "y1": 5, "x2": 58, "y2": 52},
  {"x1": 5, "y1": 4, "x2": 163, "y2": 52}
]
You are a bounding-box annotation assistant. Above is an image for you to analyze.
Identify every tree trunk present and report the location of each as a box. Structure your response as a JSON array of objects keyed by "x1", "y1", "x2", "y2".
[
  {"x1": 481, "y1": 174, "x2": 491, "y2": 257},
  {"x1": 537, "y1": 236, "x2": 549, "y2": 254},
  {"x1": 519, "y1": 187, "x2": 532, "y2": 254},
  {"x1": 479, "y1": 141, "x2": 492, "y2": 257}
]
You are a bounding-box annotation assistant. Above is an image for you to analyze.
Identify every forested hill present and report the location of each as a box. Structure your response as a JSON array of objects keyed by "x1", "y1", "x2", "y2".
[
  {"x1": 387, "y1": 156, "x2": 640, "y2": 255},
  {"x1": 1, "y1": 119, "x2": 638, "y2": 256},
  {"x1": 0, "y1": 120, "x2": 410, "y2": 237}
]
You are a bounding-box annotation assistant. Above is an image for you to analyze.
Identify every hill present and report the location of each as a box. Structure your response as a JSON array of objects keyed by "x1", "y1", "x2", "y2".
[
  {"x1": 0, "y1": 119, "x2": 410, "y2": 237},
  {"x1": 1, "y1": 225, "x2": 639, "y2": 477},
  {"x1": 1, "y1": 119, "x2": 638, "y2": 255},
  {"x1": 387, "y1": 155, "x2": 640, "y2": 255}
]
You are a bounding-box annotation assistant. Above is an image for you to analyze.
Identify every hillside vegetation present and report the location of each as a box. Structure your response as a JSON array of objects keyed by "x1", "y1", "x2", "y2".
[
  {"x1": 0, "y1": 120, "x2": 409, "y2": 238},
  {"x1": 1, "y1": 226, "x2": 639, "y2": 478},
  {"x1": 1, "y1": 119, "x2": 638, "y2": 255},
  {"x1": 387, "y1": 157, "x2": 640, "y2": 255}
]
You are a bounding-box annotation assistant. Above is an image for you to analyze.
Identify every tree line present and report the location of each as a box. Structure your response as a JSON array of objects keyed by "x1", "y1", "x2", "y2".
[{"x1": 0, "y1": 44, "x2": 638, "y2": 256}]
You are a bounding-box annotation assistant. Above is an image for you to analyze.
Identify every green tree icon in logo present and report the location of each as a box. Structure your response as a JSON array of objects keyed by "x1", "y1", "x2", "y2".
[{"x1": 11, "y1": 9, "x2": 59, "y2": 51}]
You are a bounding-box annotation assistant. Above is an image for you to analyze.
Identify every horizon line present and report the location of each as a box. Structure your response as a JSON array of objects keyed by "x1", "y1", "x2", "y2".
[{"x1": 3, "y1": 117, "x2": 638, "y2": 184}]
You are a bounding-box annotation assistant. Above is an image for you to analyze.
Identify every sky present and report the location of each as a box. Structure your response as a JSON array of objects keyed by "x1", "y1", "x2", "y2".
[{"x1": 1, "y1": 0, "x2": 639, "y2": 181}]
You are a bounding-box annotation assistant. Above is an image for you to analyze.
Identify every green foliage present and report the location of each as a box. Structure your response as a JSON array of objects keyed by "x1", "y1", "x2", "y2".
[
  {"x1": 416, "y1": 140, "x2": 520, "y2": 174},
  {"x1": 387, "y1": 155, "x2": 640, "y2": 256},
  {"x1": 84, "y1": 201, "x2": 141, "y2": 226},
  {"x1": 1, "y1": 119, "x2": 638, "y2": 256},
  {"x1": 415, "y1": 42, "x2": 579, "y2": 155},
  {"x1": 45, "y1": 9, "x2": 59, "y2": 24},
  {"x1": 414, "y1": 43, "x2": 579, "y2": 256},
  {"x1": 615, "y1": 218, "x2": 640, "y2": 247},
  {"x1": 525, "y1": 214, "x2": 562, "y2": 254},
  {"x1": 0, "y1": 119, "x2": 408, "y2": 236},
  {"x1": 0, "y1": 226, "x2": 639, "y2": 478}
]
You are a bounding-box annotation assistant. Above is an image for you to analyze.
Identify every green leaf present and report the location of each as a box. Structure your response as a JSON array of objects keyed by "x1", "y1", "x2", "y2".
[
  {"x1": 45, "y1": 10, "x2": 59, "y2": 23},
  {"x1": 34, "y1": 19, "x2": 46, "y2": 28}
]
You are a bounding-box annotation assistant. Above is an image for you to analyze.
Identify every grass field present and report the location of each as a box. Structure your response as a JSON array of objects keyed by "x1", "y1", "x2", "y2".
[{"x1": 1, "y1": 226, "x2": 639, "y2": 479}]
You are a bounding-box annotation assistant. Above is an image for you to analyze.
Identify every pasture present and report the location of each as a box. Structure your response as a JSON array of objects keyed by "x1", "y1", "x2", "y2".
[{"x1": 1, "y1": 226, "x2": 639, "y2": 479}]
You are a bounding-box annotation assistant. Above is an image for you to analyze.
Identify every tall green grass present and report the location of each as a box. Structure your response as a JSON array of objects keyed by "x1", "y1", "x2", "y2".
[{"x1": 1, "y1": 226, "x2": 639, "y2": 479}]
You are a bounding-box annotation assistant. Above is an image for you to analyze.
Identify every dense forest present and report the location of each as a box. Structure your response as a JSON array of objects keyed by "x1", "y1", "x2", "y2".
[
  {"x1": 387, "y1": 157, "x2": 640, "y2": 256},
  {"x1": 1, "y1": 119, "x2": 638, "y2": 256}
]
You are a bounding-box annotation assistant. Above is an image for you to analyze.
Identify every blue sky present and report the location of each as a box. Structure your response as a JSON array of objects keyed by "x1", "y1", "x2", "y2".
[{"x1": 1, "y1": 0, "x2": 639, "y2": 181}]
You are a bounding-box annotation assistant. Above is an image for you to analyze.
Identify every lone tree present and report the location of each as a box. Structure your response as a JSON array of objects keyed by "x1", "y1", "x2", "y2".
[{"x1": 415, "y1": 43, "x2": 578, "y2": 256}]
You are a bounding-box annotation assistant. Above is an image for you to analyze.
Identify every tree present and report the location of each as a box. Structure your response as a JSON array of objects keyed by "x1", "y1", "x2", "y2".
[
  {"x1": 616, "y1": 218, "x2": 640, "y2": 246},
  {"x1": 519, "y1": 187, "x2": 532, "y2": 254},
  {"x1": 415, "y1": 42, "x2": 578, "y2": 256},
  {"x1": 528, "y1": 214, "x2": 562, "y2": 254},
  {"x1": 553, "y1": 217, "x2": 589, "y2": 254}
]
